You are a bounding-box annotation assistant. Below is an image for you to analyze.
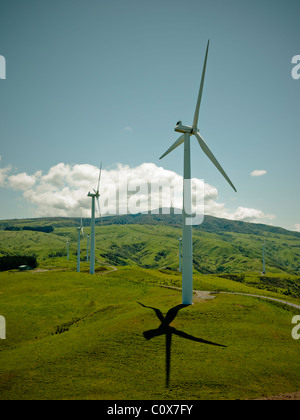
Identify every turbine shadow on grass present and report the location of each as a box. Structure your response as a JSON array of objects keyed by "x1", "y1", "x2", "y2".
[{"x1": 137, "y1": 302, "x2": 226, "y2": 388}]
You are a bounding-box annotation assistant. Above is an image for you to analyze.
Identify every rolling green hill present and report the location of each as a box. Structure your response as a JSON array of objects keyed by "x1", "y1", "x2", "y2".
[
  {"x1": 0, "y1": 212, "x2": 300, "y2": 276},
  {"x1": 1, "y1": 214, "x2": 300, "y2": 400},
  {"x1": 0, "y1": 267, "x2": 300, "y2": 400}
]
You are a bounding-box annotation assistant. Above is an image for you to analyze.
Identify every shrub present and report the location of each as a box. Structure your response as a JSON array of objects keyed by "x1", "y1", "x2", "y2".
[
  {"x1": 22, "y1": 226, "x2": 54, "y2": 233},
  {"x1": 0, "y1": 255, "x2": 38, "y2": 271}
]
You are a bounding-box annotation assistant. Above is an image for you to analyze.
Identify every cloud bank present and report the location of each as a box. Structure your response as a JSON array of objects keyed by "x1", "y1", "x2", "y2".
[
  {"x1": 294, "y1": 224, "x2": 300, "y2": 233},
  {"x1": 0, "y1": 161, "x2": 275, "y2": 224}
]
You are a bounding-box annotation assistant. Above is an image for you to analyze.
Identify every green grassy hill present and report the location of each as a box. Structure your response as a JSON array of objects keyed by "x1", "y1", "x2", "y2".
[
  {"x1": 0, "y1": 267, "x2": 299, "y2": 400},
  {"x1": 1, "y1": 214, "x2": 300, "y2": 400},
  {"x1": 1, "y1": 212, "x2": 300, "y2": 275}
]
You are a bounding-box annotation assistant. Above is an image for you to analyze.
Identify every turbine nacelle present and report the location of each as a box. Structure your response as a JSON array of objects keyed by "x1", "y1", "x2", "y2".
[
  {"x1": 87, "y1": 190, "x2": 99, "y2": 198},
  {"x1": 174, "y1": 121, "x2": 194, "y2": 134}
]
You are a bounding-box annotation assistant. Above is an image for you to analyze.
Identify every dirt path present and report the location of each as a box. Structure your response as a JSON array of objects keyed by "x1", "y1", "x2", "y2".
[
  {"x1": 100, "y1": 265, "x2": 118, "y2": 275},
  {"x1": 216, "y1": 291, "x2": 300, "y2": 311}
]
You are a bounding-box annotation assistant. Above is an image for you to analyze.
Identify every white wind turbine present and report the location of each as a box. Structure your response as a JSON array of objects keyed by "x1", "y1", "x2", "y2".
[
  {"x1": 76, "y1": 214, "x2": 84, "y2": 273},
  {"x1": 178, "y1": 237, "x2": 182, "y2": 272},
  {"x1": 66, "y1": 238, "x2": 70, "y2": 261},
  {"x1": 86, "y1": 234, "x2": 90, "y2": 262},
  {"x1": 262, "y1": 240, "x2": 266, "y2": 275},
  {"x1": 87, "y1": 164, "x2": 102, "y2": 275},
  {"x1": 160, "y1": 40, "x2": 237, "y2": 305}
]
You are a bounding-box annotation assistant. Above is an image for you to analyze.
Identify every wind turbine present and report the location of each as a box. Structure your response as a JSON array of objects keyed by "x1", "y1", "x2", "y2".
[
  {"x1": 178, "y1": 237, "x2": 182, "y2": 272},
  {"x1": 262, "y1": 240, "x2": 266, "y2": 275},
  {"x1": 76, "y1": 214, "x2": 84, "y2": 272},
  {"x1": 87, "y1": 164, "x2": 102, "y2": 275},
  {"x1": 160, "y1": 40, "x2": 237, "y2": 305},
  {"x1": 86, "y1": 234, "x2": 90, "y2": 262},
  {"x1": 66, "y1": 238, "x2": 70, "y2": 261}
]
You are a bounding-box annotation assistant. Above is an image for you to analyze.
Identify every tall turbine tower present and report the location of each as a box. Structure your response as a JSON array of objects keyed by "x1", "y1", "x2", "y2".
[
  {"x1": 178, "y1": 237, "x2": 182, "y2": 272},
  {"x1": 160, "y1": 40, "x2": 237, "y2": 305},
  {"x1": 87, "y1": 164, "x2": 102, "y2": 275},
  {"x1": 66, "y1": 239, "x2": 70, "y2": 261},
  {"x1": 76, "y1": 215, "x2": 84, "y2": 272},
  {"x1": 86, "y1": 234, "x2": 90, "y2": 262},
  {"x1": 262, "y1": 241, "x2": 266, "y2": 275}
]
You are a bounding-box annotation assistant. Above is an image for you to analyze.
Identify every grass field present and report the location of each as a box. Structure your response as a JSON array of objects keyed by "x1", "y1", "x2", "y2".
[{"x1": 1, "y1": 266, "x2": 300, "y2": 400}]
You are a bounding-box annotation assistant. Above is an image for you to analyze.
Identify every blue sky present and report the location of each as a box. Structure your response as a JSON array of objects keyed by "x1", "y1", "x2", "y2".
[{"x1": 0, "y1": 0, "x2": 299, "y2": 231}]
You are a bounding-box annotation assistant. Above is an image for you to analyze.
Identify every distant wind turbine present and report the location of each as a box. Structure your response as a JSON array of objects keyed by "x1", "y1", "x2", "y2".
[
  {"x1": 86, "y1": 234, "x2": 90, "y2": 262},
  {"x1": 76, "y1": 214, "x2": 84, "y2": 273},
  {"x1": 178, "y1": 237, "x2": 182, "y2": 272},
  {"x1": 87, "y1": 164, "x2": 102, "y2": 274},
  {"x1": 262, "y1": 241, "x2": 266, "y2": 275},
  {"x1": 160, "y1": 40, "x2": 237, "y2": 305},
  {"x1": 66, "y1": 238, "x2": 70, "y2": 261}
]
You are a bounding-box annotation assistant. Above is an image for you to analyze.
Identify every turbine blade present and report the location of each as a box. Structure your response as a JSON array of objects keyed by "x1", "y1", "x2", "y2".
[
  {"x1": 97, "y1": 163, "x2": 102, "y2": 192},
  {"x1": 194, "y1": 132, "x2": 237, "y2": 192},
  {"x1": 80, "y1": 211, "x2": 84, "y2": 234},
  {"x1": 137, "y1": 302, "x2": 165, "y2": 323},
  {"x1": 159, "y1": 134, "x2": 185, "y2": 160},
  {"x1": 172, "y1": 328, "x2": 226, "y2": 347},
  {"x1": 97, "y1": 196, "x2": 101, "y2": 218},
  {"x1": 192, "y1": 40, "x2": 210, "y2": 130},
  {"x1": 164, "y1": 304, "x2": 188, "y2": 325},
  {"x1": 143, "y1": 328, "x2": 164, "y2": 340}
]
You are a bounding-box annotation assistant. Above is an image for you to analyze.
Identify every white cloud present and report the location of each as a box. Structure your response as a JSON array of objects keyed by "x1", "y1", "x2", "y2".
[
  {"x1": 1, "y1": 161, "x2": 276, "y2": 225},
  {"x1": 9, "y1": 172, "x2": 37, "y2": 190},
  {"x1": 251, "y1": 169, "x2": 267, "y2": 177},
  {"x1": 0, "y1": 165, "x2": 11, "y2": 187},
  {"x1": 199, "y1": 201, "x2": 275, "y2": 223},
  {"x1": 229, "y1": 207, "x2": 275, "y2": 223},
  {"x1": 294, "y1": 224, "x2": 300, "y2": 232}
]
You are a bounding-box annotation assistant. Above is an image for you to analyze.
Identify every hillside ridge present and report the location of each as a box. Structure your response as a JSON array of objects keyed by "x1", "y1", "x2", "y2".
[{"x1": 1, "y1": 210, "x2": 299, "y2": 239}]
